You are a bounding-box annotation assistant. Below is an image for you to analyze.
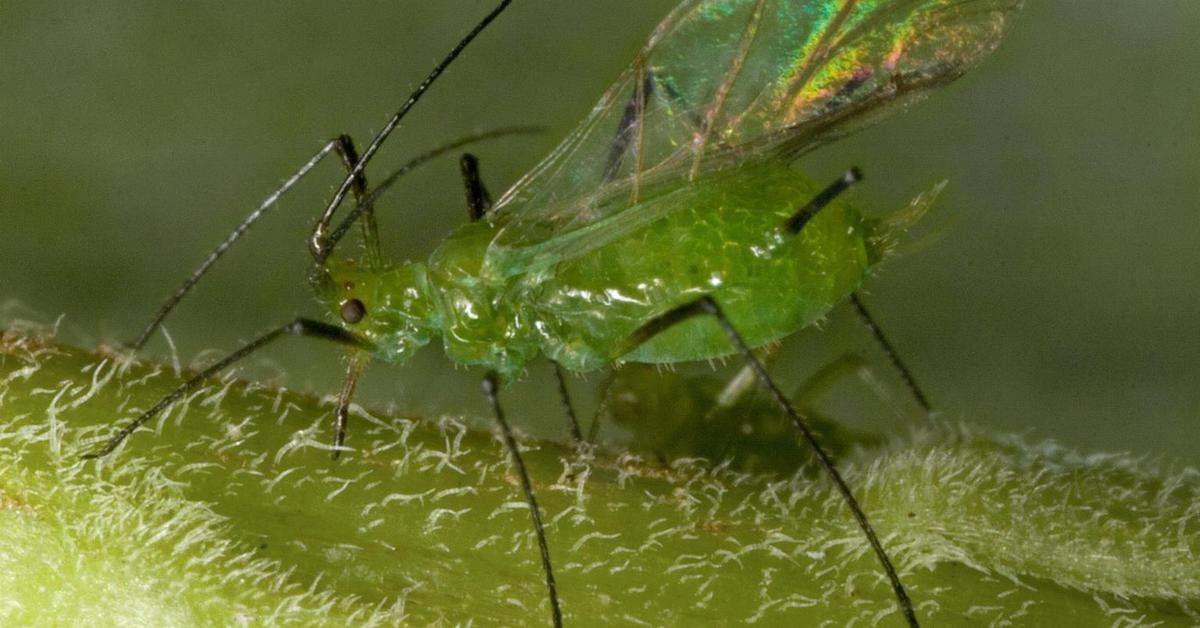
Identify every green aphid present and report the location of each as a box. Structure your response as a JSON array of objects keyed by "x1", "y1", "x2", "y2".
[{"x1": 88, "y1": 1, "x2": 1023, "y2": 626}]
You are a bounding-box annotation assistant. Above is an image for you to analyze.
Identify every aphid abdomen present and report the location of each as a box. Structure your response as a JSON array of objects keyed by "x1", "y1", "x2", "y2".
[{"x1": 535, "y1": 160, "x2": 872, "y2": 371}]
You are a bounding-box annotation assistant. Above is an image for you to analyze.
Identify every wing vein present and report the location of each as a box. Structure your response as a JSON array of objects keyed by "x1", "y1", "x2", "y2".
[{"x1": 688, "y1": 0, "x2": 769, "y2": 180}]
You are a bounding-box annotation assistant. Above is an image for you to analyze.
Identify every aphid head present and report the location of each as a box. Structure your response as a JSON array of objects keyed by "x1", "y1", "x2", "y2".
[{"x1": 311, "y1": 259, "x2": 437, "y2": 363}]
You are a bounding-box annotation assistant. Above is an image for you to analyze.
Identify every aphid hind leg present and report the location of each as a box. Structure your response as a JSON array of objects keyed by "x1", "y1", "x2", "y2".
[
  {"x1": 848, "y1": 293, "x2": 932, "y2": 413},
  {"x1": 551, "y1": 362, "x2": 584, "y2": 443},
  {"x1": 460, "y1": 152, "x2": 585, "y2": 444},
  {"x1": 617, "y1": 296, "x2": 919, "y2": 628},
  {"x1": 83, "y1": 319, "x2": 368, "y2": 460},
  {"x1": 481, "y1": 372, "x2": 563, "y2": 628},
  {"x1": 792, "y1": 354, "x2": 877, "y2": 409}
]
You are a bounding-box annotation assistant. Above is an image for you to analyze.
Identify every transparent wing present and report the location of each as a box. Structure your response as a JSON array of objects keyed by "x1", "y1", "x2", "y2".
[{"x1": 483, "y1": 0, "x2": 1021, "y2": 275}]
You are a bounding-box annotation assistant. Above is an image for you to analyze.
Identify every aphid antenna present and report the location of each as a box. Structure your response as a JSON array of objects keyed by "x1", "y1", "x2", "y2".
[
  {"x1": 128, "y1": 0, "x2": 521, "y2": 352},
  {"x1": 314, "y1": 125, "x2": 542, "y2": 267},
  {"x1": 310, "y1": 0, "x2": 516, "y2": 260},
  {"x1": 129, "y1": 125, "x2": 538, "y2": 353}
]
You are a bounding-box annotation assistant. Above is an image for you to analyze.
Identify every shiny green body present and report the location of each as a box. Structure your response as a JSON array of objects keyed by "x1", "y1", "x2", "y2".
[{"x1": 324, "y1": 160, "x2": 873, "y2": 379}]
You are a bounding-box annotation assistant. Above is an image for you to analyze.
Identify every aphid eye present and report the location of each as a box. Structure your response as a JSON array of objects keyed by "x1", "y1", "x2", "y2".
[{"x1": 340, "y1": 298, "x2": 366, "y2": 324}]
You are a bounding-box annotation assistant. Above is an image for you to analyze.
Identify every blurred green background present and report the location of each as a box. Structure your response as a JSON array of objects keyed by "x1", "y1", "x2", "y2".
[{"x1": 1, "y1": 1, "x2": 1196, "y2": 463}]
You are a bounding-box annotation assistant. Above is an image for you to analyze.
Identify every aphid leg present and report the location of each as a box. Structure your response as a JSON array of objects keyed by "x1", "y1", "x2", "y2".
[
  {"x1": 848, "y1": 293, "x2": 932, "y2": 413},
  {"x1": 83, "y1": 319, "x2": 368, "y2": 460},
  {"x1": 481, "y1": 372, "x2": 563, "y2": 628},
  {"x1": 792, "y1": 354, "x2": 877, "y2": 409},
  {"x1": 328, "y1": 135, "x2": 376, "y2": 461},
  {"x1": 330, "y1": 351, "x2": 368, "y2": 460},
  {"x1": 617, "y1": 296, "x2": 919, "y2": 628},
  {"x1": 128, "y1": 136, "x2": 373, "y2": 352},
  {"x1": 460, "y1": 152, "x2": 584, "y2": 444},
  {"x1": 331, "y1": 135, "x2": 382, "y2": 268},
  {"x1": 700, "y1": 345, "x2": 779, "y2": 423},
  {"x1": 584, "y1": 369, "x2": 617, "y2": 443},
  {"x1": 551, "y1": 362, "x2": 584, "y2": 443},
  {"x1": 460, "y1": 153, "x2": 493, "y2": 222},
  {"x1": 319, "y1": 127, "x2": 544, "y2": 266}
]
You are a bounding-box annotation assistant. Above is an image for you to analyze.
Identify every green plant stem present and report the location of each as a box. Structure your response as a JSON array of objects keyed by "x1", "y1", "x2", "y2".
[{"x1": 0, "y1": 330, "x2": 1197, "y2": 626}]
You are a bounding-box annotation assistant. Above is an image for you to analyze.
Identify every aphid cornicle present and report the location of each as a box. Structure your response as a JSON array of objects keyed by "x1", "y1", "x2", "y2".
[{"x1": 85, "y1": 1, "x2": 1023, "y2": 625}]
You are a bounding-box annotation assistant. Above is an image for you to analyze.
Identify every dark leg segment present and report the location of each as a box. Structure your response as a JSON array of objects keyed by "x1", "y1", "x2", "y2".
[
  {"x1": 481, "y1": 372, "x2": 563, "y2": 628},
  {"x1": 618, "y1": 296, "x2": 919, "y2": 628},
  {"x1": 317, "y1": 125, "x2": 542, "y2": 266},
  {"x1": 849, "y1": 293, "x2": 932, "y2": 413},
  {"x1": 84, "y1": 319, "x2": 368, "y2": 460},
  {"x1": 332, "y1": 135, "x2": 382, "y2": 268},
  {"x1": 460, "y1": 152, "x2": 493, "y2": 222},
  {"x1": 331, "y1": 350, "x2": 369, "y2": 460},
  {"x1": 551, "y1": 362, "x2": 584, "y2": 443}
]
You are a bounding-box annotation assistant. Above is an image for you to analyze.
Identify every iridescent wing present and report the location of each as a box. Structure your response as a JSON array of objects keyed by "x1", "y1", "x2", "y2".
[{"x1": 482, "y1": 0, "x2": 1021, "y2": 277}]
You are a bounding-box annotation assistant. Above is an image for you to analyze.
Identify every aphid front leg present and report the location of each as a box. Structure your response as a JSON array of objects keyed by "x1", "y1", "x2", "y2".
[
  {"x1": 84, "y1": 319, "x2": 369, "y2": 460},
  {"x1": 616, "y1": 296, "x2": 919, "y2": 627},
  {"x1": 331, "y1": 351, "x2": 368, "y2": 460},
  {"x1": 480, "y1": 372, "x2": 563, "y2": 628},
  {"x1": 327, "y1": 134, "x2": 379, "y2": 460}
]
